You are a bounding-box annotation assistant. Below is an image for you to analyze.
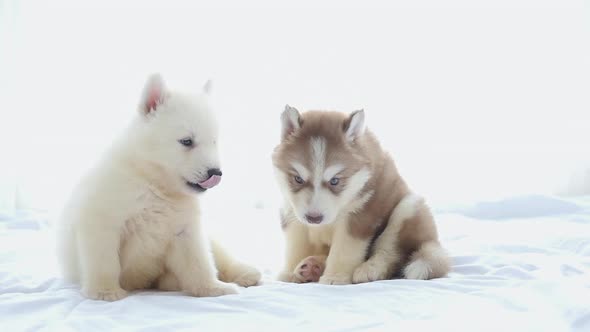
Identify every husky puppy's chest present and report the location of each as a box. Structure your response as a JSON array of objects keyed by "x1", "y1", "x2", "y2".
[{"x1": 306, "y1": 223, "x2": 334, "y2": 248}]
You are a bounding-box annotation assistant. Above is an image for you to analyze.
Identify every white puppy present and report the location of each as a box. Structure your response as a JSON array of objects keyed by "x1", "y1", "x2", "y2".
[{"x1": 56, "y1": 74, "x2": 260, "y2": 301}]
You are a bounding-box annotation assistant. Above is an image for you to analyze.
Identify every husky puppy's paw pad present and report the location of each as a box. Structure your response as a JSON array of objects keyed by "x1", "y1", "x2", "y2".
[
  {"x1": 352, "y1": 260, "x2": 390, "y2": 284},
  {"x1": 294, "y1": 256, "x2": 326, "y2": 283},
  {"x1": 83, "y1": 286, "x2": 128, "y2": 301}
]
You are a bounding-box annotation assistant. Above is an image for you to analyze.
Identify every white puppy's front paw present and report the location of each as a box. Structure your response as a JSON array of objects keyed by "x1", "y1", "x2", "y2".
[
  {"x1": 188, "y1": 281, "x2": 239, "y2": 297},
  {"x1": 353, "y1": 260, "x2": 390, "y2": 284},
  {"x1": 231, "y1": 265, "x2": 262, "y2": 287},
  {"x1": 83, "y1": 286, "x2": 128, "y2": 301},
  {"x1": 319, "y1": 273, "x2": 352, "y2": 285}
]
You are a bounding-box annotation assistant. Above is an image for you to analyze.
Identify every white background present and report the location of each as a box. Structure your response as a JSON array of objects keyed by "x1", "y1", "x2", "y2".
[
  {"x1": 0, "y1": 0, "x2": 588, "y2": 220},
  {"x1": 1, "y1": 5, "x2": 589, "y2": 327}
]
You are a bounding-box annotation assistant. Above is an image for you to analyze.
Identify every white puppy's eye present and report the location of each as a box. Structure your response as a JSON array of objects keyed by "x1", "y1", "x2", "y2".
[
  {"x1": 329, "y1": 177, "x2": 340, "y2": 186},
  {"x1": 294, "y1": 175, "x2": 304, "y2": 184},
  {"x1": 179, "y1": 138, "x2": 193, "y2": 147}
]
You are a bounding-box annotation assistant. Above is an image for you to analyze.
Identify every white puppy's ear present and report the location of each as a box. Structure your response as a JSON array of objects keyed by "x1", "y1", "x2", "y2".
[
  {"x1": 202, "y1": 79, "x2": 213, "y2": 95},
  {"x1": 281, "y1": 105, "x2": 301, "y2": 140},
  {"x1": 345, "y1": 109, "x2": 365, "y2": 142},
  {"x1": 140, "y1": 73, "x2": 167, "y2": 115}
]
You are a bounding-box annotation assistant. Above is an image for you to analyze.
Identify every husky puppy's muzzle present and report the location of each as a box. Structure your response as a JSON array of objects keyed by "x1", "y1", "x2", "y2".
[{"x1": 186, "y1": 168, "x2": 222, "y2": 192}]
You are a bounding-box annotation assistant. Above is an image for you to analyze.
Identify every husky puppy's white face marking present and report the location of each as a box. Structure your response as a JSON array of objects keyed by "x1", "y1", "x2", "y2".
[
  {"x1": 273, "y1": 106, "x2": 372, "y2": 226},
  {"x1": 133, "y1": 74, "x2": 221, "y2": 195},
  {"x1": 291, "y1": 162, "x2": 310, "y2": 180},
  {"x1": 310, "y1": 137, "x2": 327, "y2": 180},
  {"x1": 323, "y1": 164, "x2": 346, "y2": 182}
]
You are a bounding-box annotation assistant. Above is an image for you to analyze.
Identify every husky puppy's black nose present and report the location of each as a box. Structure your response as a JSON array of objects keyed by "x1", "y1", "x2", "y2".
[
  {"x1": 207, "y1": 168, "x2": 222, "y2": 177},
  {"x1": 305, "y1": 213, "x2": 324, "y2": 224}
]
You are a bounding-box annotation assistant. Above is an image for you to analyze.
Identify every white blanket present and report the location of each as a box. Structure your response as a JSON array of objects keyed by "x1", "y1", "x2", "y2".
[{"x1": 1, "y1": 195, "x2": 589, "y2": 332}]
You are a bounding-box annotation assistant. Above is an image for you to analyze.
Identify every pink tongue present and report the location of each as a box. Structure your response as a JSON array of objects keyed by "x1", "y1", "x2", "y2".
[{"x1": 198, "y1": 175, "x2": 221, "y2": 189}]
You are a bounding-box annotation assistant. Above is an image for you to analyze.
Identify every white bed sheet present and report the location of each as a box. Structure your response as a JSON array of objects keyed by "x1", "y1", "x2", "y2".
[{"x1": 1, "y1": 195, "x2": 589, "y2": 332}]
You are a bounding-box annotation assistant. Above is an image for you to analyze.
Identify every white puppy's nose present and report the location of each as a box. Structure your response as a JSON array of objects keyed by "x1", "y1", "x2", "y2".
[
  {"x1": 207, "y1": 168, "x2": 222, "y2": 177},
  {"x1": 197, "y1": 169, "x2": 223, "y2": 190}
]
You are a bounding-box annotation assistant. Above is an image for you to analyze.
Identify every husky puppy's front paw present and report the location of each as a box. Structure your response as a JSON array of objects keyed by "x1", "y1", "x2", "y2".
[
  {"x1": 277, "y1": 271, "x2": 302, "y2": 283},
  {"x1": 83, "y1": 286, "x2": 128, "y2": 301},
  {"x1": 319, "y1": 273, "x2": 353, "y2": 285},
  {"x1": 188, "y1": 281, "x2": 239, "y2": 297},
  {"x1": 353, "y1": 259, "x2": 390, "y2": 284}
]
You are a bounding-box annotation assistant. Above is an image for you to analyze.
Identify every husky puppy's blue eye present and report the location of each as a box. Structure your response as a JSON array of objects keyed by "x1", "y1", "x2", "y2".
[
  {"x1": 329, "y1": 177, "x2": 340, "y2": 186},
  {"x1": 294, "y1": 175, "x2": 304, "y2": 184},
  {"x1": 179, "y1": 138, "x2": 193, "y2": 147}
]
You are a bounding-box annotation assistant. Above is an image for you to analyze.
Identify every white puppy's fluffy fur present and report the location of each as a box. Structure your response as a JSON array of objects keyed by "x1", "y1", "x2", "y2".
[{"x1": 56, "y1": 74, "x2": 260, "y2": 301}]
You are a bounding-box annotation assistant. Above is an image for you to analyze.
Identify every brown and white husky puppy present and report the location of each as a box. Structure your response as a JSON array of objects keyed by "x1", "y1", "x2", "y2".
[{"x1": 272, "y1": 106, "x2": 451, "y2": 285}]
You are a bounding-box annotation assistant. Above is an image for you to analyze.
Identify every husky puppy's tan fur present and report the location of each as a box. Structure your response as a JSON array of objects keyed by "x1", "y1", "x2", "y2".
[{"x1": 273, "y1": 106, "x2": 450, "y2": 284}]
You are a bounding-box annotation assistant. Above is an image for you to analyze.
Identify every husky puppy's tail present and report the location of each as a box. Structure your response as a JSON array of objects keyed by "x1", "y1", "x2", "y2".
[{"x1": 403, "y1": 241, "x2": 451, "y2": 280}]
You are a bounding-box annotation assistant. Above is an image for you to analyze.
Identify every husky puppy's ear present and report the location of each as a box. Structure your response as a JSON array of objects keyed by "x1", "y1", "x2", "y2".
[
  {"x1": 140, "y1": 73, "x2": 167, "y2": 115},
  {"x1": 202, "y1": 79, "x2": 213, "y2": 95},
  {"x1": 281, "y1": 104, "x2": 301, "y2": 140},
  {"x1": 344, "y1": 109, "x2": 365, "y2": 142}
]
